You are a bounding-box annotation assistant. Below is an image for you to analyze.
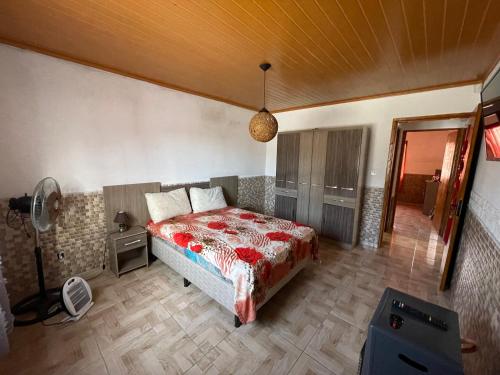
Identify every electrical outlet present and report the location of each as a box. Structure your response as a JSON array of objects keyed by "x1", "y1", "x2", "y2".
[{"x1": 57, "y1": 251, "x2": 65, "y2": 261}]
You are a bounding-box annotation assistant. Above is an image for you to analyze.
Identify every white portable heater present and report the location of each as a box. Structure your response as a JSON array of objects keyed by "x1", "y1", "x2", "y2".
[{"x1": 61, "y1": 277, "x2": 94, "y2": 321}]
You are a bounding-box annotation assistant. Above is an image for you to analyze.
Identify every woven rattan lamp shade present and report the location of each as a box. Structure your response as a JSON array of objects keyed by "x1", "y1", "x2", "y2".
[
  {"x1": 249, "y1": 62, "x2": 278, "y2": 142},
  {"x1": 249, "y1": 110, "x2": 278, "y2": 142}
]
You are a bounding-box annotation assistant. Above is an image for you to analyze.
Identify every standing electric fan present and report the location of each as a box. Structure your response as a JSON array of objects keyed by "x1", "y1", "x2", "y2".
[{"x1": 11, "y1": 177, "x2": 64, "y2": 326}]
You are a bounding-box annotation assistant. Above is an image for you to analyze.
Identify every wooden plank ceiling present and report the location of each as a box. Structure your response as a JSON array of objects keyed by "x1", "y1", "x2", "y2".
[{"x1": 0, "y1": 0, "x2": 499, "y2": 112}]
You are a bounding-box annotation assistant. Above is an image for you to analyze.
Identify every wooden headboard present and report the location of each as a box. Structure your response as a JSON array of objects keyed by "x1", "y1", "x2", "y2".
[
  {"x1": 103, "y1": 176, "x2": 239, "y2": 233},
  {"x1": 161, "y1": 181, "x2": 210, "y2": 195},
  {"x1": 210, "y1": 176, "x2": 238, "y2": 206},
  {"x1": 103, "y1": 182, "x2": 160, "y2": 232},
  {"x1": 162, "y1": 176, "x2": 238, "y2": 206}
]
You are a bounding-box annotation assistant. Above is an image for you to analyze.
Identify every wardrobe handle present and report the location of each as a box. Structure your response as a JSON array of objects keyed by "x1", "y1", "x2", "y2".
[
  {"x1": 341, "y1": 187, "x2": 354, "y2": 191},
  {"x1": 311, "y1": 184, "x2": 322, "y2": 187},
  {"x1": 325, "y1": 185, "x2": 338, "y2": 189},
  {"x1": 286, "y1": 181, "x2": 295, "y2": 184},
  {"x1": 299, "y1": 182, "x2": 308, "y2": 185}
]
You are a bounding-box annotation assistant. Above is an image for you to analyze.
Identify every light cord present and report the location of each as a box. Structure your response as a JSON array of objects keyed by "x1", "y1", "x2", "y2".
[{"x1": 263, "y1": 69, "x2": 266, "y2": 109}]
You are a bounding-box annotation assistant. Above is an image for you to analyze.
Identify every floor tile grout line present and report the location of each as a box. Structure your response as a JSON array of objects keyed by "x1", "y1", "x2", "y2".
[
  {"x1": 298, "y1": 325, "x2": 319, "y2": 355},
  {"x1": 286, "y1": 348, "x2": 305, "y2": 374},
  {"x1": 94, "y1": 328, "x2": 111, "y2": 375}
]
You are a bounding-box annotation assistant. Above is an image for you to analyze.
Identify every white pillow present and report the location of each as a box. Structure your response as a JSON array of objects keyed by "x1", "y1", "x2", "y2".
[
  {"x1": 189, "y1": 186, "x2": 227, "y2": 213},
  {"x1": 145, "y1": 188, "x2": 192, "y2": 223}
]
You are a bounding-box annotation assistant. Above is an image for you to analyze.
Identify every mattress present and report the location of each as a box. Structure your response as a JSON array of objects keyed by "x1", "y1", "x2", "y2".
[
  {"x1": 152, "y1": 234, "x2": 231, "y2": 283},
  {"x1": 147, "y1": 206, "x2": 318, "y2": 323}
]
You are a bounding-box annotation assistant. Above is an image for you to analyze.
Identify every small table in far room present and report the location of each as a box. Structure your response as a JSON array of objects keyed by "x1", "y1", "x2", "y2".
[{"x1": 107, "y1": 226, "x2": 148, "y2": 277}]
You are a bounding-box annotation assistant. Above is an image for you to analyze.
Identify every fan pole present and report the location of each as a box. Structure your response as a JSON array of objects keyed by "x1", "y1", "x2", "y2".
[
  {"x1": 34, "y1": 229, "x2": 46, "y2": 298},
  {"x1": 11, "y1": 177, "x2": 64, "y2": 326}
]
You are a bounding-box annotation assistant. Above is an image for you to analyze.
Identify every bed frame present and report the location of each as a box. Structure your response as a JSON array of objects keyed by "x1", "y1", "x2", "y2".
[
  {"x1": 152, "y1": 236, "x2": 311, "y2": 327},
  {"x1": 104, "y1": 179, "x2": 312, "y2": 327}
]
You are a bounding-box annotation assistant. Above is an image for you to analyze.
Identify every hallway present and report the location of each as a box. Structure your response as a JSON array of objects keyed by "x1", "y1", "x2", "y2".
[{"x1": 382, "y1": 203, "x2": 445, "y2": 295}]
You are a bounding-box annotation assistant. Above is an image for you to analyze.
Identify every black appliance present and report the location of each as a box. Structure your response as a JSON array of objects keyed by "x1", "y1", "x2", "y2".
[{"x1": 359, "y1": 288, "x2": 463, "y2": 375}]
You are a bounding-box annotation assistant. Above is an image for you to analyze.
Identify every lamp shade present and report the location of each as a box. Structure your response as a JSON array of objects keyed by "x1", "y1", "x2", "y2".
[
  {"x1": 113, "y1": 211, "x2": 128, "y2": 225},
  {"x1": 249, "y1": 109, "x2": 278, "y2": 142}
]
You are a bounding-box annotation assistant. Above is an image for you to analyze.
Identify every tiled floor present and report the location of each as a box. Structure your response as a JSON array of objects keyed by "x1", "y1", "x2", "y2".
[{"x1": 0, "y1": 204, "x2": 450, "y2": 375}]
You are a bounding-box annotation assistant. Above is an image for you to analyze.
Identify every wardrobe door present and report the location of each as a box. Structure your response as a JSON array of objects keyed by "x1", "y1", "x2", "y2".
[
  {"x1": 285, "y1": 133, "x2": 300, "y2": 190},
  {"x1": 275, "y1": 132, "x2": 299, "y2": 222},
  {"x1": 296, "y1": 131, "x2": 313, "y2": 224},
  {"x1": 275, "y1": 195, "x2": 297, "y2": 221},
  {"x1": 322, "y1": 204, "x2": 354, "y2": 243},
  {"x1": 275, "y1": 133, "x2": 287, "y2": 188},
  {"x1": 324, "y1": 130, "x2": 342, "y2": 197},
  {"x1": 321, "y1": 128, "x2": 365, "y2": 246},
  {"x1": 308, "y1": 130, "x2": 327, "y2": 232},
  {"x1": 338, "y1": 129, "x2": 362, "y2": 198}
]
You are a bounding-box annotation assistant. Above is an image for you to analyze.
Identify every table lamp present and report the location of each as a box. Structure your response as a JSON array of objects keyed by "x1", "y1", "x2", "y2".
[{"x1": 114, "y1": 211, "x2": 128, "y2": 232}]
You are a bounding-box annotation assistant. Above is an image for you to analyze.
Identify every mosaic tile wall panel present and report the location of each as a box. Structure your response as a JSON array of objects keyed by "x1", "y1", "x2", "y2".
[
  {"x1": 359, "y1": 187, "x2": 384, "y2": 248},
  {"x1": 0, "y1": 193, "x2": 107, "y2": 304},
  {"x1": 451, "y1": 211, "x2": 500, "y2": 375},
  {"x1": 264, "y1": 176, "x2": 276, "y2": 216},
  {"x1": 237, "y1": 176, "x2": 265, "y2": 213},
  {"x1": 468, "y1": 189, "x2": 500, "y2": 244}
]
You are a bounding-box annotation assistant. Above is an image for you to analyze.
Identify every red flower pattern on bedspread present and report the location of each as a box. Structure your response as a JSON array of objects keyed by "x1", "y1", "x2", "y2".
[
  {"x1": 190, "y1": 244, "x2": 203, "y2": 253},
  {"x1": 254, "y1": 219, "x2": 267, "y2": 224},
  {"x1": 235, "y1": 247, "x2": 263, "y2": 265},
  {"x1": 261, "y1": 261, "x2": 272, "y2": 282},
  {"x1": 240, "y1": 213, "x2": 257, "y2": 220},
  {"x1": 266, "y1": 231, "x2": 293, "y2": 242},
  {"x1": 146, "y1": 207, "x2": 319, "y2": 324},
  {"x1": 207, "y1": 221, "x2": 228, "y2": 230},
  {"x1": 173, "y1": 232, "x2": 194, "y2": 248}
]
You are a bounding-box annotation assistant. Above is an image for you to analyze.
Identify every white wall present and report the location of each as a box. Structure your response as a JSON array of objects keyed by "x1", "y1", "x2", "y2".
[
  {"x1": 0, "y1": 44, "x2": 265, "y2": 197},
  {"x1": 267, "y1": 85, "x2": 481, "y2": 187},
  {"x1": 405, "y1": 131, "x2": 449, "y2": 175}
]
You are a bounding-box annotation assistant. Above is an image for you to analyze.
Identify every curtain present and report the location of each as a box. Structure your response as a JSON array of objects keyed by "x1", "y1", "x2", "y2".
[
  {"x1": 485, "y1": 122, "x2": 500, "y2": 160},
  {"x1": 0, "y1": 255, "x2": 13, "y2": 357}
]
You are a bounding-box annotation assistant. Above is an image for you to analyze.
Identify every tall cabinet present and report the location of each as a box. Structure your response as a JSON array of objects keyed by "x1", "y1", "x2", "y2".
[
  {"x1": 274, "y1": 127, "x2": 369, "y2": 248},
  {"x1": 274, "y1": 132, "x2": 300, "y2": 221}
]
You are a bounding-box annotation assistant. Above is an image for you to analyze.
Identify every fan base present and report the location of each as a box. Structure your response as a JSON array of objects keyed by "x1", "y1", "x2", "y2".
[{"x1": 12, "y1": 288, "x2": 63, "y2": 326}]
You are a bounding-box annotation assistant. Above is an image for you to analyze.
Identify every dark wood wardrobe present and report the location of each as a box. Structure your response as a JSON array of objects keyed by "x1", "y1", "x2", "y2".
[{"x1": 274, "y1": 127, "x2": 369, "y2": 248}]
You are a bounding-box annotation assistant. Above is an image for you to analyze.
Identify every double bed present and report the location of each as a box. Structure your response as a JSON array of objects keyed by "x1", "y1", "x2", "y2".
[{"x1": 103, "y1": 180, "x2": 319, "y2": 326}]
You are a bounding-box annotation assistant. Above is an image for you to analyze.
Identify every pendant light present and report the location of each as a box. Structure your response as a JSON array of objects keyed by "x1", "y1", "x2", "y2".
[{"x1": 249, "y1": 63, "x2": 278, "y2": 142}]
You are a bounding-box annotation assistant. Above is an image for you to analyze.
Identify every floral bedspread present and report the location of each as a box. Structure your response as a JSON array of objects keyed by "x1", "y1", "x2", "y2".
[{"x1": 147, "y1": 207, "x2": 319, "y2": 323}]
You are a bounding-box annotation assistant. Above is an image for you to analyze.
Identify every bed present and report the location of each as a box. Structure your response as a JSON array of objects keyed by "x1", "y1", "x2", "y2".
[
  {"x1": 104, "y1": 180, "x2": 319, "y2": 326},
  {"x1": 147, "y1": 205, "x2": 318, "y2": 325}
]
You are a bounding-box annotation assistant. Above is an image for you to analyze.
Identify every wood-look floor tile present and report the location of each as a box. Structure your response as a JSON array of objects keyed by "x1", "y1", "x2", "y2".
[
  {"x1": 172, "y1": 297, "x2": 235, "y2": 355},
  {"x1": 328, "y1": 287, "x2": 377, "y2": 332},
  {"x1": 305, "y1": 314, "x2": 365, "y2": 375},
  {"x1": 184, "y1": 362, "x2": 221, "y2": 375},
  {"x1": 1, "y1": 203, "x2": 452, "y2": 375},
  {"x1": 0, "y1": 318, "x2": 102, "y2": 375},
  {"x1": 100, "y1": 316, "x2": 203, "y2": 374},
  {"x1": 288, "y1": 352, "x2": 333, "y2": 375},
  {"x1": 204, "y1": 324, "x2": 302, "y2": 374}
]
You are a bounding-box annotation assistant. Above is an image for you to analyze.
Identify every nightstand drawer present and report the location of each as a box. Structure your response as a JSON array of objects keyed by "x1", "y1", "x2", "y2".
[{"x1": 116, "y1": 235, "x2": 147, "y2": 253}]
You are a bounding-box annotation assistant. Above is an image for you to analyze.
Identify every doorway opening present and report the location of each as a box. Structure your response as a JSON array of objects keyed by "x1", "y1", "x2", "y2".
[{"x1": 379, "y1": 111, "x2": 480, "y2": 290}]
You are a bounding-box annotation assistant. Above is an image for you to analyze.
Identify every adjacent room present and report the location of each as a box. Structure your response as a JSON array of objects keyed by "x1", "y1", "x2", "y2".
[{"x1": 0, "y1": 1, "x2": 498, "y2": 375}]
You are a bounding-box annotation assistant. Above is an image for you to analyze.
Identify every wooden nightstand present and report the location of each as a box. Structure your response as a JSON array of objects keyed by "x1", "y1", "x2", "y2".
[{"x1": 107, "y1": 226, "x2": 148, "y2": 277}]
